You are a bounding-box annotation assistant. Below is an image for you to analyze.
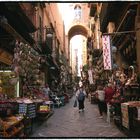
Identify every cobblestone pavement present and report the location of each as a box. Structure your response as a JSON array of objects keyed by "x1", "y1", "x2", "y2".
[{"x1": 31, "y1": 95, "x2": 127, "y2": 138}]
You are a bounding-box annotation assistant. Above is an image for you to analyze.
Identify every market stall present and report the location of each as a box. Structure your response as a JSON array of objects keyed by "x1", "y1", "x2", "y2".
[
  {"x1": 0, "y1": 97, "x2": 24, "y2": 137},
  {"x1": 37, "y1": 100, "x2": 54, "y2": 121},
  {"x1": 0, "y1": 41, "x2": 56, "y2": 137},
  {"x1": 121, "y1": 101, "x2": 140, "y2": 136},
  {"x1": 0, "y1": 115, "x2": 24, "y2": 137},
  {"x1": 108, "y1": 66, "x2": 140, "y2": 136}
]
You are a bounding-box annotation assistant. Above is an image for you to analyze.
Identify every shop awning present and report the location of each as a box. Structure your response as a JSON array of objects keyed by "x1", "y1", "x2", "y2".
[
  {"x1": 100, "y1": 3, "x2": 129, "y2": 33},
  {"x1": 5, "y1": 3, "x2": 37, "y2": 33},
  {"x1": 0, "y1": 4, "x2": 36, "y2": 45},
  {"x1": 0, "y1": 20, "x2": 28, "y2": 44}
]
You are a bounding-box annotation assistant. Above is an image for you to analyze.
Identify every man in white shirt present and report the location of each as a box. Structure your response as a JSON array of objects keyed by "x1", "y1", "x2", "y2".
[{"x1": 42, "y1": 84, "x2": 50, "y2": 98}]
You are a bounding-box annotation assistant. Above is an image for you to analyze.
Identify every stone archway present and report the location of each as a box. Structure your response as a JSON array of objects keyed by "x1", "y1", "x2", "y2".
[
  {"x1": 67, "y1": 24, "x2": 89, "y2": 63},
  {"x1": 68, "y1": 24, "x2": 88, "y2": 41}
]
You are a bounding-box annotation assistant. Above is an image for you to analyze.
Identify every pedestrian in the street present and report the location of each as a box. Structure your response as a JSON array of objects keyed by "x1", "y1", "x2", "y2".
[
  {"x1": 76, "y1": 86, "x2": 86, "y2": 112},
  {"x1": 73, "y1": 86, "x2": 77, "y2": 95},
  {"x1": 104, "y1": 83, "x2": 115, "y2": 123},
  {"x1": 95, "y1": 85, "x2": 105, "y2": 118},
  {"x1": 104, "y1": 83, "x2": 115, "y2": 106},
  {"x1": 42, "y1": 84, "x2": 51, "y2": 99}
]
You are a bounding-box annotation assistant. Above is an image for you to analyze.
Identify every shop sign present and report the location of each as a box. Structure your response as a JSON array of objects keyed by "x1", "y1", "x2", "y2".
[
  {"x1": 102, "y1": 35, "x2": 112, "y2": 70},
  {"x1": 121, "y1": 103, "x2": 129, "y2": 129}
]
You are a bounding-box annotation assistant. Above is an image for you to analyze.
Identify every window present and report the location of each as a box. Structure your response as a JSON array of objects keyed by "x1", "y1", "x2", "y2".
[{"x1": 74, "y1": 4, "x2": 82, "y2": 22}]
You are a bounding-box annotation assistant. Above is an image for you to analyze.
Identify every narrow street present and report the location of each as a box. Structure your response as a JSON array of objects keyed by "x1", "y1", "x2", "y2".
[
  {"x1": 1, "y1": 3, "x2": 140, "y2": 138},
  {"x1": 31, "y1": 96, "x2": 126, "y2": 138}
]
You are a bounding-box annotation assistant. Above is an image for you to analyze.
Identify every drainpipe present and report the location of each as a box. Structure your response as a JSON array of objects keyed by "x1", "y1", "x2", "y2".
[
  {"x1": 97, "y1": 14, "x2": 100, "y2": 49},
  {"x1": 135, "y1": 4, "x2": 140, "y2": 74}
]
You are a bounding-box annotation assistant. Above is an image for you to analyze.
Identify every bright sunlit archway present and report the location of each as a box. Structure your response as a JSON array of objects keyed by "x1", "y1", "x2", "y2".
[
  {"x1": 58, "y1": 3, "x2": 89, "y2": 79},
  {"x1": 70, "y1": 35, "x2": 87, "y2": 77}
]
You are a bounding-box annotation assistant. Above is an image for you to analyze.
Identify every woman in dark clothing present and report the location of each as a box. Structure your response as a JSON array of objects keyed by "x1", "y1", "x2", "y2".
[{"x1": 76, "y1": 86, "x2": 86, "y2": 113}]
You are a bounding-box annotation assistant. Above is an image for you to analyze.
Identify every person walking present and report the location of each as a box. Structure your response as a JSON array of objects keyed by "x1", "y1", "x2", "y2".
[
  {"x1": 96, "y1": 85, "x2": 105, "y2": 118},
  {"x1": 104, "y1": 83, "x2": 115, "y2": 105},
  {"x1": 104, "y1": 83, "x2": 115, "y2": 123},
  {"x1": 42, "y1": 84, "x2": 50, "y2": 99},
  {"x1": 76, "y1": 86, "x2": 86, "y2": 113}
]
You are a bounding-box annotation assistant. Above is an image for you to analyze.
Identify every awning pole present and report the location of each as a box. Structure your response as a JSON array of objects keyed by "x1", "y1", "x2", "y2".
[{"x1": 102, "y1": 30, "x2": 136, "y2": 36}]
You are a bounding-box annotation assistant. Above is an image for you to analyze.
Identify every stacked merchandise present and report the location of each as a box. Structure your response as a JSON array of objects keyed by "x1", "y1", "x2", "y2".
[
  {"x1": 26, "y1": 104, "x2": 36, "y2": 119},
  {"x1": 0, "y1": 97, "x2": 25, "y2": 137},
  {"x1": 17, "y1": 98, "x2": 36, "y2": 136},
  {"x1": 18, "y1": 104, "x2": 27, "y2": 115},
  {"x1": 18, "y1": 99, "x2": 36, "y2": 119},
  {"x1": 0, "y1": 115, "x2": 24, "y2": 137},
  {"x1": 0, "y1": 98, "x2": 18, "y2": 118}
]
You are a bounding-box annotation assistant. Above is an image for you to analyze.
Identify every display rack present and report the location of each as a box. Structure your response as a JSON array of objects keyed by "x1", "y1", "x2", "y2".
[
  {"x1": 37, "y1": 101, "x2": 54, "y2": 121},
  {"x1": 18, "y1": 103, "x2": 36, "y2": 119},
  {"x1": 0, "y1": 115, "x2": 24, "y2": 137}
]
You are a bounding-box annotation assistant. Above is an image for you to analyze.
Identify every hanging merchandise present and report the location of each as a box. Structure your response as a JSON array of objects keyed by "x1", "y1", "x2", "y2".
[
  {"x1": 88, "y1": 69, "x2": 94, "y2": 84},
  {"x1": 12, "y1": 41, "x2": 42, "y2": 96}
]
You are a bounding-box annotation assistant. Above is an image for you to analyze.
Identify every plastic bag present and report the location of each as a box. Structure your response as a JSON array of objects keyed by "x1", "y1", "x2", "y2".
[{"x1": 73, "y1": 99, "x2": 77, "y2": 107}]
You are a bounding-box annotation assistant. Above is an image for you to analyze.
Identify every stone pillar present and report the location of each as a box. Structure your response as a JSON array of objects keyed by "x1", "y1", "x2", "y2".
[{"x1": 135, "y1": 4, "x2": 140, "y2": 73}]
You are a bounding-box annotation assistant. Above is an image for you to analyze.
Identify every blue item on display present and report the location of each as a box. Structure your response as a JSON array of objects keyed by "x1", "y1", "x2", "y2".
[
  {"x1": 19, "y1": 103, "x2": 27, "y2": 114},
  {"x1": 18, "y1": 103, "x2": 36, "y2": 118}
]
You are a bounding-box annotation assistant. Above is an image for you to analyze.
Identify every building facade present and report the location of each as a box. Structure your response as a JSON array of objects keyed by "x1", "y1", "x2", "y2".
[
  {"x1": 88, "y1": 2, "x2": 140, "y2": 85},
  {"x1": 65, "y1": 3, "x2": 90, "y2": 79},
  {"x1": 0, "y1": 2, "x2": 68, "y2": 97}
]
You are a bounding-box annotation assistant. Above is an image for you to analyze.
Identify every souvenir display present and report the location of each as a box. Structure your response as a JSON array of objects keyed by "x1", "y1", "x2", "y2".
[
  {"x1": 0, "y1": 115, "x2": 24, "y2": 137},
  {"x1": 12, "y1": 41, "x2": 41, "y2": 96}
]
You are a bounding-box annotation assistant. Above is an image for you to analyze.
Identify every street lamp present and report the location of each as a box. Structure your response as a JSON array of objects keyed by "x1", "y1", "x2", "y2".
[
  {"x1": 46, "y1": 26, "x2": 53, "y2": 38},
  {"x1": 50, "y1": 67, "x2": 55, "y2": 70}
]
